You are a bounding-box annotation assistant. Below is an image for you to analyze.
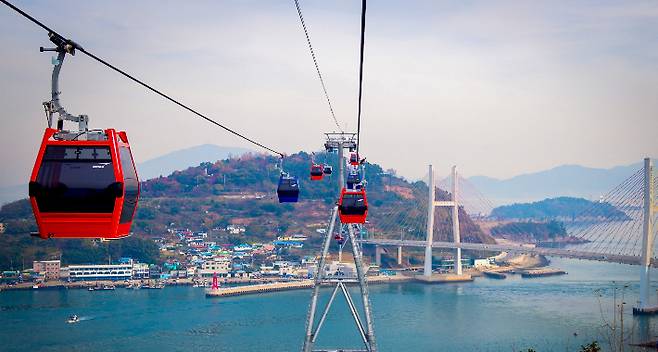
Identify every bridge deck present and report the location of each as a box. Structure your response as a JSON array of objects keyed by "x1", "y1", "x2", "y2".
[{"x1": 359, "y1": 239, "x2": 656, "y2": 267}]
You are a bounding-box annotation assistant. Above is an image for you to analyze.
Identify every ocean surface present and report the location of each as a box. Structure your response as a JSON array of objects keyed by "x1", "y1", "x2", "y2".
[{"x1": 2, "y1": 257, "x2": 658, "y2": 352}]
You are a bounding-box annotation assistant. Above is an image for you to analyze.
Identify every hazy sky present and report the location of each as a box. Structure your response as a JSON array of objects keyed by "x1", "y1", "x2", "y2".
[{"x1": 1, "y1": 0, "x2": 657, "y2": 187}]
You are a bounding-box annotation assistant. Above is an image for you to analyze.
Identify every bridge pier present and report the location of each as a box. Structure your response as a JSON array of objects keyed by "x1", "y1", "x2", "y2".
[
  {"x1": 397, "y1": 246, "x2": 402, "y2": 265},
  {"x1": 375, "y1": 245, "x2": 383, "y2": 267}
]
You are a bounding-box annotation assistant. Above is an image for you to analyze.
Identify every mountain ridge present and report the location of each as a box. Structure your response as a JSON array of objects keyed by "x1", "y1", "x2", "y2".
[{"x1": 466, "y1": 161, "x2": 652, "y2": 205}]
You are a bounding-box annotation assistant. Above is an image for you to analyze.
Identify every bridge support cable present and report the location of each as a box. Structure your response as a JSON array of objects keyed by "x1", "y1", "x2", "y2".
[
  {"x1": 559, "y1": 169, "x2": 643, "y2": 252},
  {"x1": 444, "y1": 166, "x2": 649, "y2": 260},
  {"x1": 586, "y1": 177, "x2": 643, "y2": 254},
  {"x1": 577, "y1": 170, "x2": 644, "y2": 254}
]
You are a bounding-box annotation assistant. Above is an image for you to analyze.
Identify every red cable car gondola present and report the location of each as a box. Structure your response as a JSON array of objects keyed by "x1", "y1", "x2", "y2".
[
  {"x1": 337, "y1": 188, "x2": 368, "y2": 224},
  {"x1": 349, "y1": 153, "x2": 359, "y2": 166},
  {"x1": 29, "y1": 128, "x2": 140, "y2": 239},
  {"x1": 310, "y1": 164, "x2": 324, "y2": 181}
]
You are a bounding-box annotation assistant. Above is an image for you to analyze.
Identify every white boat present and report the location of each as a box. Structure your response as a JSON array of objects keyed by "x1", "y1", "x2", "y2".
[{"x1": 67, "y1": 315, "x2": 80, "y2": 324}]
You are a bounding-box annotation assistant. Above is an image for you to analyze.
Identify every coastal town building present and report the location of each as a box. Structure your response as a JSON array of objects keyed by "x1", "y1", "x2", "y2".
[
  {"x1": 33, "y1": 260, "x2": 61, "y2": 281},
  {"x1": 198, "y1": 257, "x2": 231, "y2": 277},
  {"x1": 132, "y1": 263, "x2": 150, "y2": 279},
  {"x1": 68, "y1": 264, "x2": 133, "y2": 281},
  {"x1": 323, "y1": 261, "x2": 357, "y2": 278}
]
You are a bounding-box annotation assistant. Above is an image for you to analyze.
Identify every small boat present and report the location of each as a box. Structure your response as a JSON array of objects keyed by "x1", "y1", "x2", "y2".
[
  {"x1": 142, "y1": 281, "x2": 165, "y2": 289},
  {"x1": 67, "y1": 315, "x2": 80, "y2": 324},
  {"x1": 482, "y1": 271, "x2": 507, "y2": 279},
  {"x1": 100, "y1": 284, "x2": 116, "y2": 290},
  {"x1": 32, "y1": 284, "x2": 39, "y2": 289},
  {"x1": 88, "y1": 287, "x2": 95, "y2": 291}
]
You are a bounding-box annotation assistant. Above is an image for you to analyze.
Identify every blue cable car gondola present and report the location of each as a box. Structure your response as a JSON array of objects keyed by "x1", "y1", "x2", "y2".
[
  {"x1": 323, "y1": 165, "x2": 333, "y2": 175},
  {"x1": 346, "y1": 171, "x2": 362, "y2": 189},
  {"x1": 277, "y1": 174, "x2": 300, "y2": 203}
]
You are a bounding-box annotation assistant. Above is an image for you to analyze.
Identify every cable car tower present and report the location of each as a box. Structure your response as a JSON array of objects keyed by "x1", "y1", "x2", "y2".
[{"x1": 302, "y1": 132, "x2": 377, "y2": 352}]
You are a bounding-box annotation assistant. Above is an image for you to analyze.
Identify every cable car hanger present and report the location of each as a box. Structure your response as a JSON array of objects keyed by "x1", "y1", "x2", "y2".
[
  {"x1": 0, "y1": 0, "x2": 286, "y2": 158},
  {"x1": 28, "y1": 32, "x2": 140, "y2": 239}
]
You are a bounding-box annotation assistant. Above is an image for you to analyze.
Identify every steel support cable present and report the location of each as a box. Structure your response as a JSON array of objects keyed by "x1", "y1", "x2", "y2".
[
  {"x1": 355, "y1": 0, "x2": 366, "y2": 156},
  {"x1": 627, "y1": 180, "x2": 657, "y2": 256},
  {"x1": 585, "y1": 179, "x2": 642, "y2": 252},
  {"x1": 618, "y1": 216, "x2": 644, "y2": 256},
  {"x1": 583, "y1": 171, "x2": 643, "y2": 247},
  {"x1": 371, "y1": 182, "x2": 428, "y2": 240},
  {"x1": 459, "y1": 177, "x2": 537, "y2": 241},
  {"x1": 561, "y1": 169, "x2": 641, "y2": 244},
  {"x1": 569, "y1": 169, "x2": 643, "y2": 244},
  {"x1": 605, "y1": 185, "x2": 645, "y2": 255},
  {"x1": 604, "y1": 199, "x2": 642, "y2": 255},
  {"x1": 0, "y1": 0, "x2": 285, "y2": 157},
  {"x1": 580, "y1": 173, "x2": 644, "y2": 253},
  {"x1": 293, "y1": 0, "x2": 343, "y2": 133},
  {"x1": 569, "y1": 168, "x2": 642, "y2": 226},
  {"x1": 463, "y1": 172, "x2": 635, "y2": 253},
  {"x1": 578, "y1": 173, "x2": 643, "y2": 252}
]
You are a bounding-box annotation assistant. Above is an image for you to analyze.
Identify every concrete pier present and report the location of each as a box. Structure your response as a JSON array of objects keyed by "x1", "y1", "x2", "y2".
[
  {"x1": 206, "y1": 280, "x2": 314, "y2": 297},
  {"x1": 414, "y1": 273, "x2": 473, "y2": 283}
]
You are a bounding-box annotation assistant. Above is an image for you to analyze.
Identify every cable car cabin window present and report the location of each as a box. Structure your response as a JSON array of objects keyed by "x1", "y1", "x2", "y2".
[
  {"x1": 340, "y1": 194, "x2": 367, "y2": 215},
  {"x1": 34, "y1": 146, "x2": 116, "y2": 213},
  {"x1": 119, "y1": 147, "x2": 139, "y2": 224}
]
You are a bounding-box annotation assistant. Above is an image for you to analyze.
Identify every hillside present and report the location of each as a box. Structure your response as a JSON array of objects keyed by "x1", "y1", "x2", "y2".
[
  {"x1": 490, "y1": 221, "x2": 567, "y2": 242},
  {"x1": 0, "y1": 152, "x2": 493, "y2": 269},
  {"x1": 137, "y1": 144, "x2": 251, "y2": 181},
  {"x1": 490, "y1": 196, "x2": 630, "y2": 221}
]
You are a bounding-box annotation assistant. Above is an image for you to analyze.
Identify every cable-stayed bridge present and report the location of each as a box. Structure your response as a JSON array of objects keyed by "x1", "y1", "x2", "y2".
[{"x1": 359, "y1": 158, "x2": 657, "y2": 313}]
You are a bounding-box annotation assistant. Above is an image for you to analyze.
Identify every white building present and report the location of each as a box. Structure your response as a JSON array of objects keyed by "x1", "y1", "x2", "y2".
[
  {"x1": 68, "y1": 264, "x2": 133, "y2": 281},
  {"x1": 132, "y1": 263, "x2": 150, "y2": 279},
  {"x1": 323, "y1": 261, "x2": 357, "y2": 278},
  {"x1": 226, "y1": 225, "x2": 246, "y2": 235},
  {"x1": 198, "y1": 258, "x2": 231, "y2": 278}
]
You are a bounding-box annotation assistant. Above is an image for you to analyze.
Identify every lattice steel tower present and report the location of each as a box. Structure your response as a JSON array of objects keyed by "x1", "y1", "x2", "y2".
[{"x1": 302, "y1": 133, "x2": 377, "y2": 352}]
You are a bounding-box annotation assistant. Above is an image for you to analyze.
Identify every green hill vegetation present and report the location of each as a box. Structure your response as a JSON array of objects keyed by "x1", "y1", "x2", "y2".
[
  {"x1": 490, "y1": 220, "x2": 567, "y2": 241},
  {"x1": 0, "y1": 151, "x2": 493, "y2": 269},
  {"x1": 490, "y1": 197, "x2": 630, "y2": 221}
]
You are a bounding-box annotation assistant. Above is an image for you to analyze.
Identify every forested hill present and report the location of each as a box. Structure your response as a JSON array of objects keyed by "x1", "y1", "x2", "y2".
[
  {"x1": 490, "y1": 196, "x2": 630, "y2": 221},
  {"x1": 0, "y1": 151, "x2": 494, "y2": 268}
]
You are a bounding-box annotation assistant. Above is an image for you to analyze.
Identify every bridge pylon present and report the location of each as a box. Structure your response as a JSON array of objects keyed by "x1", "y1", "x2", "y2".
[
  {"x1": 634, "y1": 157, "x2": 657, "y2": 314},
  {"x1": 423, "y1": 164, "x2": 464, "y2": 278}
]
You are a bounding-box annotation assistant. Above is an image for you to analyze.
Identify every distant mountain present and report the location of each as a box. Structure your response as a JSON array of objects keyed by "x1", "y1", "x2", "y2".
[
  {"x1": 137, "y1": 144, "x2": 251, "y2": 181},
  {"x1": 467, "y1": 161, "x2": 651, "y2": 205},
  {"x1": 0, "y1": 144, "x2": 252, "y2": 205},
  {"x1": 0, "y1": 184, "x2": 26, "y2": 206},
  {"x1": 490, "y1": 197, "x2": 630, "y2": 221}
]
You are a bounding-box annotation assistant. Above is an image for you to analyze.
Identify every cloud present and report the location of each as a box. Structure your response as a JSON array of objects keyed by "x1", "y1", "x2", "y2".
[{"x1": 1, "y1": 0, "x2": 657, "y2": 187}]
